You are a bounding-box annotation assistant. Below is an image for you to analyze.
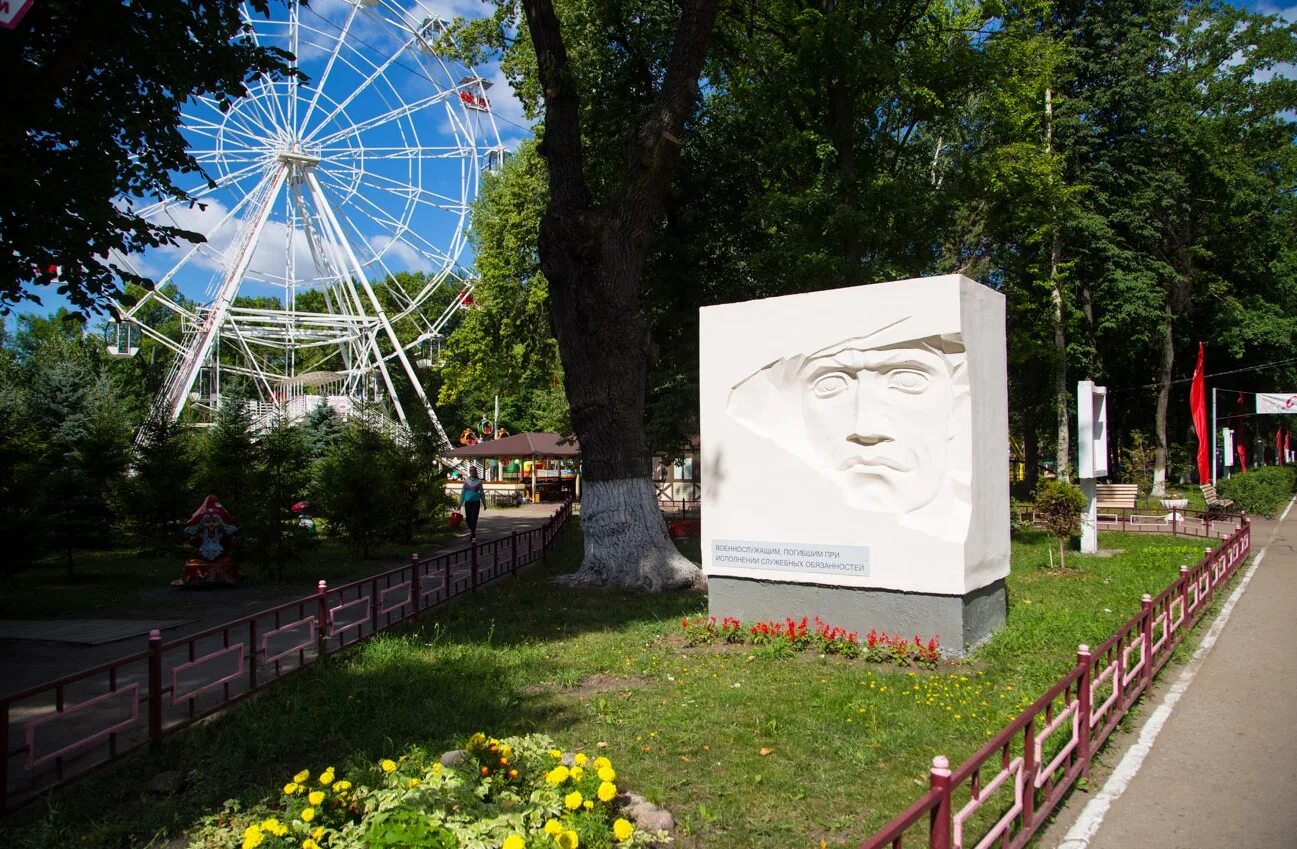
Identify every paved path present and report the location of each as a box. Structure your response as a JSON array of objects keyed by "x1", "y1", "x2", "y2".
[
  {"x1": 1044, "y1": 506, "x2": 1297, "y2": 849},
  {"x1": 0, "y1": 503, "x2": 565, "y2": 698}
]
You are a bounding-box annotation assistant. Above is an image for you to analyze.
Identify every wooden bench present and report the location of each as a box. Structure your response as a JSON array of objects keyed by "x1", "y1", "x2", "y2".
[
  {"x1": 1095, "y1": 483, "x2": 1139, "y2": 517},
  {"x1": 1199, "y1": 484, "x2": 1236, "y2": 516}
]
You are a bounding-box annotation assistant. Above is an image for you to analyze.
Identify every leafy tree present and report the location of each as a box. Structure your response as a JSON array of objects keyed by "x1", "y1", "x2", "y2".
[
  {"x1": 303, "y1": 402, "x2": 347, "y2": 461},
  {"x1": 452, "y1": 0, "x2": 721, "y2": 591},
  {"x1": 246, "y1": 413, "x2": 312, "y2": 579},
  {"x1": 0, "y1": 0, "x2": 296, "y2": 313},
  {"x1": 1033, "y1": 479, "x2": 1087, "y2": 568},
  {"x1": 192, "y1": 391, "x2": 257, "y2": 524},
  {"x1": 441, "y1": 140, "x2": 569, "y2": 436},
  {"x1": 0, "y1": 334, "x2": 45, "y2": 575},
  {"x1": 311, "y1": 420, "x2": 403, "y2": 558},
  {"x1": 113, "y1": 416, "x2": 196, "y2": 554}
]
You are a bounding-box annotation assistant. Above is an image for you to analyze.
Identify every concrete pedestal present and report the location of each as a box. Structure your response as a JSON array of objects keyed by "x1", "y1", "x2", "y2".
[{"x1": 708, "y1": 576, "x2": 1007, "y2": 656}]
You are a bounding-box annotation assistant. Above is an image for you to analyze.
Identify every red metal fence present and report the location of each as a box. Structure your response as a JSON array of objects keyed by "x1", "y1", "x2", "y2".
[
  {"x1": 0, "y1": 501, "x2": 573, "y2": 815},
  {"x1": 858, "y1": 518, "x2": 1252, "y2": 849}
]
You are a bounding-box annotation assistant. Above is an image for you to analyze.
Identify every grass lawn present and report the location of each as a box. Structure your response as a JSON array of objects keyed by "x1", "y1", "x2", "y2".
[{"x1": 9, "y1": 525, "x2": 1214, "y2": 849}]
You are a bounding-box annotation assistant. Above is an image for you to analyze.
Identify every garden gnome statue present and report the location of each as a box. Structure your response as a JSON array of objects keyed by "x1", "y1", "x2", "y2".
[{"x1": 174, "y1": 495, "x2": 240, "y2": 587}]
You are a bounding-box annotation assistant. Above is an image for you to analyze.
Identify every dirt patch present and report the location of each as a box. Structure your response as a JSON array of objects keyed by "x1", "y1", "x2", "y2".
[{"x1": 526, "y1": 674, "x2": 653, "y2": 699}]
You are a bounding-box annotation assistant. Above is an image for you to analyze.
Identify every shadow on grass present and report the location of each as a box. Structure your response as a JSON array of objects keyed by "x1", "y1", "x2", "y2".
[{"x1": 9, "y1": 520, "x2": 707, "y2": 849}]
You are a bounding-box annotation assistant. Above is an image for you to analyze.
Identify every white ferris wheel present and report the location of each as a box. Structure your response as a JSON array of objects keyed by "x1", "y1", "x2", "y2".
[{"x1": 110, "y1": 0, "x2": 506, "y2": 448}]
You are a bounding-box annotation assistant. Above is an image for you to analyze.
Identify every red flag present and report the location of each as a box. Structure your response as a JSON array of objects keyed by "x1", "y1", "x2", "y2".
[
  {"x1": 1278, "y1": 428, "x2": 1285, "y2": 467},
  {"x1": 1190, "y1": 342, "x2": 1209, "y2": 483},
  {"x1": 1236, "y1": 392, "x2": 1248, "y2": 472}
]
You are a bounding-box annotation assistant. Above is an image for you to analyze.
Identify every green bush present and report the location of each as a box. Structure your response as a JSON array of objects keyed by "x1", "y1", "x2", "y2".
[
  {"x1": 1034, "y1": 480, "x2": 1088, "y2": 568},
  {"x1": 1216, "y1": 466, "x2": 1297, "y2": 516}
]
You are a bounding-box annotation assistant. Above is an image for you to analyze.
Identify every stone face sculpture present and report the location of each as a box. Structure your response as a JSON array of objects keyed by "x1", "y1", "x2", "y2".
[
  {"x1": 726, "y1": 325, "x2": 969, "y2": 537},
  {"x1": 699, "y1": 274, "x2": 1009, "y2": 652},
  {"x1": 175, "y1": 495, "x2": 240, "y2": 588}
]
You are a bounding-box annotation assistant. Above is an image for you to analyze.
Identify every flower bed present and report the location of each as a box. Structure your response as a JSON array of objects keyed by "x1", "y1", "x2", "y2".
[
  {"x1": 680, "y1": 615, "x2": 941, "y2": 668},
  {"x1": 190, "y1": 734, "x2": 666, "y2": 849}
]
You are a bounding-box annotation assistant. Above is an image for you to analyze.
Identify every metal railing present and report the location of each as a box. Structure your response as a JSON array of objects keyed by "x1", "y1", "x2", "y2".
[
  {"x1": 858, "y1": 518, "x2": 1252, "y2": 849},
  {"x1": 1, "y1": 501, "x2": 573, "y2": 815}
]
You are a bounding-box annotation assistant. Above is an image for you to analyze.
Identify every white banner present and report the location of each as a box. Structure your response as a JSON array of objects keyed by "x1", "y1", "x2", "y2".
[{"x1": 1255, "y1": 393, "x2": 1297, "y2": 414}]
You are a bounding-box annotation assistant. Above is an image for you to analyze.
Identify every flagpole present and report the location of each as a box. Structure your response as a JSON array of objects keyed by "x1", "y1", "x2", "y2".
[{"x1": 1211, "y1": 387, "x2": 1217, "y2": 485}]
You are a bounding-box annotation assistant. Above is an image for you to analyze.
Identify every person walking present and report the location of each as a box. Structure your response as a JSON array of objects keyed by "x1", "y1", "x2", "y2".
[{"x1": 461, "y1": 465, "x2": 486, "y2": 541}]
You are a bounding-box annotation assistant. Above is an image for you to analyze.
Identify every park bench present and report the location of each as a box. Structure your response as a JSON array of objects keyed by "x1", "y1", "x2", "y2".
[
  {"x1": 1095, "y1": 483, "x2": 1139, "y2": 518},
  {"x1": 1199, "y1": 483, "x2": 1236, "y2": 516}
]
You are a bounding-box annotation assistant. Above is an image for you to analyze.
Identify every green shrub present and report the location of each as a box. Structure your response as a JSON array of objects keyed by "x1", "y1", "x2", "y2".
[
  {"x1": 1216, "y1": 466, "x2": 1297, "y2": 516},
  {"x1": 1034, "y1": 480, "x2": 1088, "y2": 568}
]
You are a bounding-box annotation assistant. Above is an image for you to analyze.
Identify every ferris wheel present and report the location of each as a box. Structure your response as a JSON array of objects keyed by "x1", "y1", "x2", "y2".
[{"x1": 111, "y1": 0, "x2": 506, "y2": 448}]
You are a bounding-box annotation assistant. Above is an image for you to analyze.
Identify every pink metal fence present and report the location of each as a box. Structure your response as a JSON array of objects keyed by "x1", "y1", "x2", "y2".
[
  {"x1": 0, "y1": 501, "x2": 573, "y2": 815},
  {"x1": 859, "y1": 518, "x2": 1251, "y2": 849}
]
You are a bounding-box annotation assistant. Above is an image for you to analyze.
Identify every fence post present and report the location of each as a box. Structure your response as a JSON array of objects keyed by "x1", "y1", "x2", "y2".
[
  {"x1": 1179, "y1": 565, "x2": 1189, "y2": 624},
  {"x1": 1140, "y1": 594, "x2": 1154, "y2": 691},
  {"x1": 410, "y1": 553, "x2": 421, "y2": 619},
  {"x1": 316, "y1": 580, "x2": 329, "y2": 656},
  {"x1": 1077, "y1": 644, "x2": 1092, "y2": 777},
  {"x1": 471, "y1": 539, "x2": 479, "y2": 592},
  {"x1": 929, "y1": 755, "x2": 953, "y2": 849},
  {"x1": 510, "y1": 531, "x2": 519, "y2": 577},
  {"x1": 443, "y1": 557, "x2": 453, "y2": 601},
  {"x1": 148, "y1": 629, "x2": 163, "y2": 744}
]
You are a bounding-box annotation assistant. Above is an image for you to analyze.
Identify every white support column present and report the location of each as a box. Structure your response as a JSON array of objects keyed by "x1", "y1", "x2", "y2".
[
  {"x1": 1080, "y1": 477, "x2": 1098, "y2": 554},
  {"x1": 165, "y1": 167, "x2": 288, "y2": 421}
]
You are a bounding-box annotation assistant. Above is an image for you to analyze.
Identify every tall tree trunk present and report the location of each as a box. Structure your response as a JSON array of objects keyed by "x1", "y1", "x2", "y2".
[
  {"x1": 1152, "y1": 310, "x2": 1174, "y2": 497},
  {"x1": 1045, "y1": 88, "x2": 1070, "y2": 483},
  {"x1": 523, "y1": 0, "x2": 719, "y2": 591},
  {"x1": 1051, "y1": 233, "x2": 1069, "y2": 483}
]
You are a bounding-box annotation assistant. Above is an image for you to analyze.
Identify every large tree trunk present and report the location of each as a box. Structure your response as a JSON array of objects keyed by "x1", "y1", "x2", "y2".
[
  {"x1": 1050, "y1": 229, "x2": 1070, "y2": 483},
  {"x1": 1045, "y1": 88, "x2": 1070, "y2": 483},
  {"x1": 1152, "y1": 310, "x2": 1174, "y2": 497},
  {"x1": 523, "y1": 0, "x2": 719, "y2": 591}
]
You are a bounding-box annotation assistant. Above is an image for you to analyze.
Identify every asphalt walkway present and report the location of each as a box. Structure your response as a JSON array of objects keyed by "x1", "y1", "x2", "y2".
[
  {"x1": 1044, "y1": 505, "x2": 1297, "y2": 849},
  {"x1": 0, "y1": 503, "x2": 566, "y2": 698}
]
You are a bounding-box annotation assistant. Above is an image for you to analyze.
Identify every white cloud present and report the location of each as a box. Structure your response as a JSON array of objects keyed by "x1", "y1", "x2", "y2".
[{"x1": 369, "y1": 234, "x2": 435, "y2": 273}]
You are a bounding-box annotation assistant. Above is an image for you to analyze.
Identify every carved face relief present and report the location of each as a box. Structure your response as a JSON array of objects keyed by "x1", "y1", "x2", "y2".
[
  {"x1": 798, "y1": 343, "x2": 954, "y2": 512},
  {"x1": 726, "y1": 329, "x2": 968, "y2": 525}
]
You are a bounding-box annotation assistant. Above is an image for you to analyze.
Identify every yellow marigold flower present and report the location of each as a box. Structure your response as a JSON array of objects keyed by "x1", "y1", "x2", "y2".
[
  {"x1": 613, "y1": 818, "x2": 634, "y2": 842},
  {"x1": 545, "y1": 765, "x2": 570, "y2": 785},
  {"x1": 407, "y1": 778, "x2": 421, "y2": 789},
  {"x1": 564, "y1": 790, "x2": 583, "y2": 810},
  {"x1": 592, "y1": 757, "x2": 612, "y2": 771},
  {"x1": 283, "y1": 782, "x2": 299, "y2": 795},
  {"x1": 333, "y1": 780, "x2": 352, "y2": 793},
  {"x1": 500, "y1": 744, "x2": 514, "y2": 759},
  {"x1": 311, "y1": 827, "x2": 325, "y2": 841},
  {"x1": 597, "y1": 781, "x2": 617, "y2": 802},
  {"x1": 544, "y1": 819, "x2": 564, "y2": 837},
  {"x1": 380, "y1": 759, "x2": 397, "y2": 774},
  {"x1": 548, "y1": 749, "x2": 563, "y2": 759},
  {"x1": 502, "y1": 835, "x2": 526, "y2": 849},
  {"x1": 583, "y1": 800, "x2": 594, "y2": 811},
  {"x1": 573, "y1": 753, "x2": 589, "y2": 766},
  {"x1": 557, "y1": 830, "x2": 580, "y2": 849},
  {"x1": 260, "y1": 818, "x2": 287, "y2": 837},
  {"x1": 302, "y1": 840, "x2": 320, "y2": 849},
  {"x1": 293, "y1": 770, "x2": 310, "y2": 784},
  {"x1": 308, "y1": 791, "x2": 325, "y2": 806},
  {"x1": 300, "y1": 807, "x2": 316, "y2": 823},
  {"x1": 597, "y1": 766, "x2": 616, "y2": 783},
  {"x1": 319, "y1": 769, "x2": 335, "y2": 786},
  {"x1": 569, "y1": 766, "x2": 584, "y2": 781},
  {"x1": 242, "y1": 826, "x2": 264, "y2": 849}
]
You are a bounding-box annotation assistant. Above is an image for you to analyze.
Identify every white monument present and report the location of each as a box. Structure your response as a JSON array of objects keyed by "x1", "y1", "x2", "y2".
[
  {"x1": 699, "y1": 274, "x2": 1009, "y2": 654},
  {"x1": 1077, "y1": 380, "x2": 1108, "y2": 554}
]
